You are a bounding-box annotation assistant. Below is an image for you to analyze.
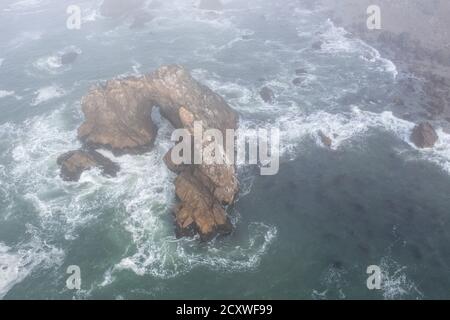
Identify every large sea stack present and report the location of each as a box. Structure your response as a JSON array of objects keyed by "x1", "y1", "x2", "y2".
[{"x1": 58, "y1": 65, "x2": 239, "y2": 241}]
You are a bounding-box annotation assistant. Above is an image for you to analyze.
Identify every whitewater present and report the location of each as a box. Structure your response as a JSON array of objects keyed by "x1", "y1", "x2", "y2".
[{"x1": 1, "y1": 0, "x2": 450, "y2": 299}]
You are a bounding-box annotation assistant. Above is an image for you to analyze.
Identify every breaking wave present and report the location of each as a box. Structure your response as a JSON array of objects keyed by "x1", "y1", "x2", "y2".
[
  {"x1": 320, "y1": 20, "x2": 398, "y2": 78},
  {"x1": 0, "y1": 90, "x2": 16, "y2": 99},
  {"x1": 31, "y1": 86, "x2": 66, "y2": 106},
  {"x1": 0, "y1": 228, "x2": 64, "y2": 299},
  {"x1": 379, "y1": 255, "x2": 423, "y2": 300}
]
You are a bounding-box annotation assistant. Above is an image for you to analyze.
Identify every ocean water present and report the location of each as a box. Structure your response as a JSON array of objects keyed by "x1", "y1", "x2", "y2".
[{"x1": 1, "y1": 0, "x2": 450, "y2": 299}]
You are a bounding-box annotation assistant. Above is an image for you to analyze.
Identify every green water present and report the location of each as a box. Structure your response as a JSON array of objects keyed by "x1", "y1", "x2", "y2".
[{"x1": 1, "y1": 0, "x2": 450, "y2": 299}]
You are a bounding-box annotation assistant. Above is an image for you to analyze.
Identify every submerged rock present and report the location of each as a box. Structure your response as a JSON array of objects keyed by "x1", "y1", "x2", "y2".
[
  {"x1": 295, "y1": 68, "x2": 308, "y2": 76},
  {"x1": 410, "y1": 122, "x2": 438, "y2": 148},
  {"x1": 78, "y1": 77, "x2": 157, "y2": 155},
  {"x1": 292, "y1": 77, "x2": 305, "y2": 86},
  {"x1": 163, "y1": 147, "x2": 188, "y2": 174},
  {"x1": 260, "y1": 86, "x2": 275, "y2": 103},
  {"x1": 60, "y1": 51, "x2": 78, "y2": 65},
  {"x1": 57, "y1": 150, "x2": 119, "y2": 182},
  {"x1": 318, "y1": 130, "x2": 332, "y2": 148},
  {"x1": 311, "y1": 40, "x2": 323, "y2": 50}
]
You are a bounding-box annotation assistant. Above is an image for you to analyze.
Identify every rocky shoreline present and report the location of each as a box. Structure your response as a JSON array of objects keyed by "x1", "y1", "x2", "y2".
[
  {"x1": 58, "y1": 65, "x2": 239, "y2": 241},
  {"x1": 317, "y1": 0, "x2": 450, "y2": 144}
]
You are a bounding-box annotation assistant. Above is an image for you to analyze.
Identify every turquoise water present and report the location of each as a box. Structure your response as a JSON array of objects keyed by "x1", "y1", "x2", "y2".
[{"x1": 1, "y1": 0, "x2": 450, "y2": 299}]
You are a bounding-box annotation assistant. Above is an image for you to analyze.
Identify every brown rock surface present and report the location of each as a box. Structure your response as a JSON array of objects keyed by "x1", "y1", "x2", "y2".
[
  {"x1": 410, "y1": 122, "x2": 438, "y2": 148},
  {"x1": 57, "y1": 150, "x2": 120, "y2": 182},
  {"x1": 174, "y1": 169, "x2": 232, "y2": 241},
  {"x1": 144, "y1": 66, "x2": 238, "y2": 239},
  {"x1": 78, "y1": 77, "x2": 157, "y2": 155}
]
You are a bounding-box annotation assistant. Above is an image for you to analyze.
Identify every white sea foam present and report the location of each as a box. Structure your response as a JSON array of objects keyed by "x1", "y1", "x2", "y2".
[
  {"x1": 320, "y1": 20, "x2": 398, "y2": 78},
  {"x1": 5, "y1": 109, "x2": 103, "y2": 239},
  {"x1": 0, "y1": 90, "x2": 15, "y2": 99},
  {"x1": 82, "y1": 9, "x2": 100, "y2": 23},
  {"x1": 0, "y1": 101, "x2": 278, "y2": 291},
  {"x1": 193, "y1": 61, "x2": 450, "y2": 175},
  {"x1": 144, "y1": 0, "x2": 239, "y2": 32},
  {"x1": 359, "y1": 45, "x2": 398, "y2": 78},
  {"x1": 0, "y1": 231, "x2": 64, "y2": 299},
  {"x1": 33, "y1": 46, "x2": 82, "y2": 75},
  {"x1": 31, "y1": 86, "x2": 66, "y2": 106},
  {"x1": 320, "y1": 20, "x2": 356, "y2": 54},
  {"x1": 192, "y1": 70, "x2": 254, "y2": 107},
  {"x1": 34, "y1": 55, "x2": 62, "y2": 72},
  {"x1": 131, "y1": 60, "x2": 142, "y2": 75},
  {"x1": 311, "y1": 255, "x2": 423, "y2": 299},
  {"x1": 2, "y1": 0, "x2": 445, "y2": 297},
  {"x1": 82, "y1": 2, "x2": 103, "y2": 23},
  {"x1": 116, "y1": 222, "x2": 277, "y2": 278},
  {"x1": 0, "y1": 111, "x2": 104, "y2": 303},
  {"x1": 312, "y1": 265, "x2": 348, "y2": 299},
  {"x1": 5, "y1": 0, "x2": 47, "y2": 12},
  {"x1": 379, "y1": 256, "x2": 423, "y2": 300}
]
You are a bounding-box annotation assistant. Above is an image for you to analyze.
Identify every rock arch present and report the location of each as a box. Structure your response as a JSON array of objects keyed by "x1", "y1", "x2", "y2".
[{"x1": 58, "y1": 65, "x2": 239, "y2": 241}]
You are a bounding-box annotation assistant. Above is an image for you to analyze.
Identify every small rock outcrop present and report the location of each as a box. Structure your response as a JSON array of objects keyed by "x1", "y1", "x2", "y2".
[
  {"x1": 60, "y1": 52, "x2": 78, "y2": 65},
  {"x1": 57, "y1": 150, "x2": 120, "y2": 182},
  {"x1": 163, "y1": 147, "x2": 187, "y2": 174},
  {"x1": 410, "y1": 122, "x2": 438, "y2": 148},
  {"x1": 58, "y1": 65, "x2": 239, "y2": 241},
  {"x1": 318, "y1": 130, "x2": 333, "y2": 148},
  {"x1": 260, "y1": 86, "x2": 275, "y2": 104}
]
